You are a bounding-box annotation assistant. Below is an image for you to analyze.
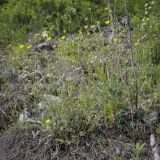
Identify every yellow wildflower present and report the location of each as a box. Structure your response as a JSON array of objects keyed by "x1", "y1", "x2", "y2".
[
  {"x1": 61, "y1": 36, "x2": 65, "y2": 40},
  {"x1": 84, "y1": 25, "x2": 88, "y2": 29},
  {"x1": 19, "y1": 44, "x2": 25, "y2": 49},
  {"x1": 104, "y1": 20, "x2": 110, "y2": 25},
  {"x1": 113, "y1": 38, "x2": 119, "y2": 43},
  {"x1": 87, "y1": 32, "x2": 91, "y2": 36},
  {"x1": 46, "y1": 36, "x2": 52, "y2": 41},
  {"x1": 26, "y1": 45, "x2": 32, "y2": 49},
  {"x1": 85, "y1": 17, "x2": 88, "y2": 21},
  {"x1": 45, "y1": 118, "x2": 51, "y2": 124},
  {"x1": 91, "y1": 25, "x2": 96, "y2": 29},
  {"x1": 134, "y1": 42, "x2": 139, "y2": 46}
]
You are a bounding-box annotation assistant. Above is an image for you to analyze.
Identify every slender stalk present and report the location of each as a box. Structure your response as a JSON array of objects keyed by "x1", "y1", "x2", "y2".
[{"x1": 124, "y1": 0, "x2": 138, "y2": 108}]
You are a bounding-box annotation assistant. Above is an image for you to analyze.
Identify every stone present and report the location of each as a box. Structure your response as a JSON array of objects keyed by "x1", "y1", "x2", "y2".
[{"x1": 35, "y1": 42, "x2": 52, "y2": 52}]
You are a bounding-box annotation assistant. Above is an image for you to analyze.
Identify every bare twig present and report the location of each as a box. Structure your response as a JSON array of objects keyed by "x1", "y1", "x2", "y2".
[
  {"x1": 105, "y1": 0, "x2": 115, "y2": 42},
  {"x1": 150, "y1": 134, "x2": 160, "y2": 160},
  {"x1": 0, "y1": 108, "x2": 6, "y2": 116}
]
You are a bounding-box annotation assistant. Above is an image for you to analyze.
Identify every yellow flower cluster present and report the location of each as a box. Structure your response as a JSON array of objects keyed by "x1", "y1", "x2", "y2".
[
  {"x1": 19, "y1": 44, "x2": 32, "y2": 49},
  {"x1": 45, "y1": 118, "x2": 51, "y2": 124},
  {"x1": 90, "y1": 25, "x2": 96, "y2": 29},
  {"x1": 104, "y1": 20, "x2": 110, "y2": 25},
  {"x1": 27, "y1": 45, "x2": 32, "y2": 49},
  {"x1": 61, "y1": 36, "x2": 66, "y2": 40},
  {"x1": 134, "y1": 42, "x2": 139, "y2": 47},
  {"x1": 87, "y1": 31, "x2": 91, "y2": 36},
  {"x1": 46, "y1": 36, "x2": 52, "y2": 41},
  {"x1": 18, "y1": 10, "x2": 141, "y2": 50},
  {"x1": 19, "y1": 44, "x2": 25, "y2": 49},
  {"x1": 84, "y1": 25, "x2": 88, "y2": 29},
  {"x1": 113, "y1": 38, "x2": 119, "y2": 43}
]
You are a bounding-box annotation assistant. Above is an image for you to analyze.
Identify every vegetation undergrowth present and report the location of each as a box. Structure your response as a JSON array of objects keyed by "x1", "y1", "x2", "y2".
[{"x1": 0, "y1": 0, "x2": 160, "y2": 159}]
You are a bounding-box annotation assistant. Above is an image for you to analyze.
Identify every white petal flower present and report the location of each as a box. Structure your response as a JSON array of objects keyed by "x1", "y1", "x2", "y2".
[
  {"x1": 145, "y1": 11, "x2": 149, "y2": 15},
  {"x1": 42, "y1": 31, "x2": 48, "y2": 38},
  {"x1": 151, "y1": 1, "x2": 155, "y2": 5},
  {"x1": 145, "y1": 3, "x2": 149, "y2": 7}
]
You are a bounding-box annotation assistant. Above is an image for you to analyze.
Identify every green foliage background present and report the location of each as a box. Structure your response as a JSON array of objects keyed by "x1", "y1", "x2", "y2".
[{"x1": 0, "y1": 0, "x2": 154, "y2": 47}]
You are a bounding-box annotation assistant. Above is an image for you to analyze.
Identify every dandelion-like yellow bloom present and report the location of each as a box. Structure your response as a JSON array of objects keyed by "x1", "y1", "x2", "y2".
[
  {"x1": 104, "y1": 20, "x2": 110, "y2": 25},
  {"x1": 19, "y1": 44, "x2": 25, "y2": 49},
  {"x1": 45, "y1": 118, "x2": 51, "y2": 124},
  {"x1": 46, "y1": 36, "x2": 52, "y2": 41},
  {"x1": 113, "y1": 38, "x2": 119, "y2": 43},
  {"x1": 91, "y1": 25, "x2": 96, "y2": 29},
  {"x1": 84, "y1": 25, "x2": 88, "y2": 29},
  {"x1": 61, "y1": 36, "x2": 65, "y2": 40},
  {"x1": 134, "y1": 42, "x2": 139, "y2": 46},
  {"x1": 87, "y1": 32, "x2": 91, "y2": 36},
  {"x1": 26, "y1": 45, "x2": 32, "y2": 49}
]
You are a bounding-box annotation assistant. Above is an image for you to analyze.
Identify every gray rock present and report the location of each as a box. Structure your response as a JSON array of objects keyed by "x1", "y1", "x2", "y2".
[
  {"x1": 148, "y1": 111, "x2": 159, "y2": 123},
  {"x1": 35, "y1": 42, "x2": 52, "y2": 52},
  {"x1": 121, "y1": 15, "x2": 130, "y2": 26}
]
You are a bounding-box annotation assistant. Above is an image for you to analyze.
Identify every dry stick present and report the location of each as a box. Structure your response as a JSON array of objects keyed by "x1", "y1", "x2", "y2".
[
  {"x1": 150, "y1": 134, "x2": 160, "y2": 160},
  {"x1": 124, "y1": 0, "x2": 139, "y2": 144},
  {"x1": 105, "y1": 1, "x2": 122, "y2": 159},
  {"x1": 105, "y1": 0, "x2": 115, "y2": 40},
  {"x1": 108, "y1": 0, "x2": 114, "y2": 34},
  {"x1": 124, "y1": 0, "x2": 138, "y2": 109}
]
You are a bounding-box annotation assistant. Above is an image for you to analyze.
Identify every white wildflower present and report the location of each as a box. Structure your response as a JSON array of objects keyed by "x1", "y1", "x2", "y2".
[
  {"x1": 42, "y1": 31, "x2": 48, "y2": 38},
  {"x1": 145, "y1": 11, "x2": 149, "y2": 15},
  {"x1": 145, "y1": 3, "x2": 149, "y2": 7},
  {"x1": 142, "y1": 18, "x2": 145, "y2": 22},
  {"x1": 151, "y1": 1, "x2": 155, "y2": 5}
]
